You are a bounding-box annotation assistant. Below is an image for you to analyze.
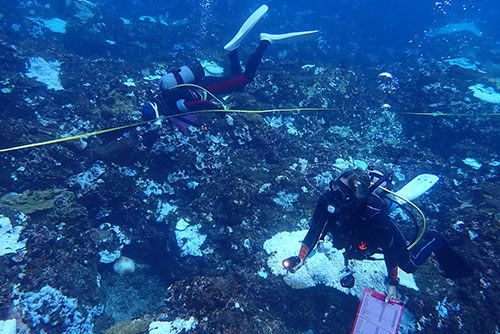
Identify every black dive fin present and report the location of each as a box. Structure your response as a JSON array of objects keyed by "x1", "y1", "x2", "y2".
[{"x1": 434, "y1": 242, "x2": 474, "y2": 279}]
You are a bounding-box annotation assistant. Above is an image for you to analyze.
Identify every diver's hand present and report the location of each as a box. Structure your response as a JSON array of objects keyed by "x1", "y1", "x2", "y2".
[
  {"x1": 282, "y1": 256, "x2": 304, "y2": 273},
  {"x1": 385, "y1": 284, "x2": 399, "y2": 303}
]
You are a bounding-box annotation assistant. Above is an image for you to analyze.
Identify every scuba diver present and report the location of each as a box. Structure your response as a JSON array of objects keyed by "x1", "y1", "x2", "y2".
[
  {"x1": 141, "y1": 4, "x2": 318, "y2": 130},
  {"x1": 282, "y1": 168, "x2": 473, "y2": 302}
]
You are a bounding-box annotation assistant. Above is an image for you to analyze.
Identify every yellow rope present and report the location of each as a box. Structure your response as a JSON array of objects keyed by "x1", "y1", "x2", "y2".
[
  {"x1": 168, "y1": 84, "x2": 354, "y2": 114},
  {"x1": 0, "y1": 120, "x2": 152, "y2": 153},
  {"x1": 167, "y1": 107, "x2": 342, "y2": 119},
  {"x1": 400, "y1": 112, "x2": 500, "y2": 116},
  {"x1": 0, "y1": 107, "x2": 343, "y2": 153},
  {"x1": 171, "y1": 84, "x2": 500, "y2": 117},
  {"x1": 3, "y1": 106, "x2": 497, "y2": 153},
  {"x1": 1, "y1": 81, "x2": 497, "y2": 153},
  {"x1": 3, "y1": 105, "x2": 497, "y2": 153}
]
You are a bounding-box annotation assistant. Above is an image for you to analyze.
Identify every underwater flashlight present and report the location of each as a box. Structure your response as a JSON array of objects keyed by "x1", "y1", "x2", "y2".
[{"x1": 282, "y1": 256, "x2": 301, "y2": 272}]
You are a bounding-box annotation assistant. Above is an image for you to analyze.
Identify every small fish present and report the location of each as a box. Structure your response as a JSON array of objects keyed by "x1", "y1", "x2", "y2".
[{"x1": 378, "y1": 72, "x2": 393, "y2": 79}]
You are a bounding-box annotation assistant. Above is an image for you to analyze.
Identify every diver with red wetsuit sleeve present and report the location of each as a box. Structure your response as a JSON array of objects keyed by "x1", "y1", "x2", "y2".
[{"x1": 141, "y1": 4, "x2": 318, "y2": 130}]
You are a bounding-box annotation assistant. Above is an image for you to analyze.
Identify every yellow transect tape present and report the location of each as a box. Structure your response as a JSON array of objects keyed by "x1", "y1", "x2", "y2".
[
  {"x1": 2, "y1": 107, "x2": 498, "y2": 153},
  {"x1": 0, "y1": 107, "x2": 345, "y2": 153},
  {"x1": 0, "y1": 120, "x2": 151, "y2": 153},
  {"x1": 400, "y1": 112, "x2": 500, "y2": 116},
  {"x1": 1, "y1": 81, "x2": 498, "y2": 153}
]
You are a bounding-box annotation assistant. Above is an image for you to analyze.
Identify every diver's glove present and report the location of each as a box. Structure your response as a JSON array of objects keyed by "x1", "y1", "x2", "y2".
[
  {"x1": 282, "y1": 256, "x2": 304, "y2": 273},
  {"x1": 385, "y1": 276, "x2": 400, "y2": 302},
  {"x1": 385, "y1": 284, "x2": 399, "y2": 303}
]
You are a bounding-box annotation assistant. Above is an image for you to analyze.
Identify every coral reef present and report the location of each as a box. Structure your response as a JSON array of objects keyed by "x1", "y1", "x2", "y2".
[{"x1": 0, "y1": 1, "x2": 498, "y2": 333}]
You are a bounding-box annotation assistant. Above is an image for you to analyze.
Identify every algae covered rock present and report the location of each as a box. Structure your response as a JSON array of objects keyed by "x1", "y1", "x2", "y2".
[
  {"x1": 0, "y1": 188, "x2": 87, "y2": 222},
  {"x1": 0, "y1": 188, "x2": 67, "y2": 214},
  {"x1": 103, "y1": 317, "x2": 152, "y2": 334}
]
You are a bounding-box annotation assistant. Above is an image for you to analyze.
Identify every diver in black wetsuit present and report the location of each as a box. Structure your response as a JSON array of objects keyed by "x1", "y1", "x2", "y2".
[
  {"x1": 141, "y1": 4, "x2": 318, "y2": 130},
  {"x1": 283, "y1": 168, "x2": 473, "y2": 301}
]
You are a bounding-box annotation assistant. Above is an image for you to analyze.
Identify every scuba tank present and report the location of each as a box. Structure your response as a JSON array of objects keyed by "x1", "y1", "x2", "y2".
[{"x1": 159, "y1": 62, "x2": 205, "y2": 91}]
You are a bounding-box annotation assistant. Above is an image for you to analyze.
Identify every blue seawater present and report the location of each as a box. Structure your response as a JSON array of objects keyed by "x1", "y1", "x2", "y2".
[{"x1": 0, "y1": 1, "x2": 499, "y2": 334}]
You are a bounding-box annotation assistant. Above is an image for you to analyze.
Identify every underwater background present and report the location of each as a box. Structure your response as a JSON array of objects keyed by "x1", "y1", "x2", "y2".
[{"x1": 0, "y1": 0, "x2": 499, "y2": 333}]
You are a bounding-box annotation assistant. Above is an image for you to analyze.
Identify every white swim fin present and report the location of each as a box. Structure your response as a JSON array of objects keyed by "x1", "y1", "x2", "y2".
[
  {"x1": 224, "y1": 4, "x2": 269, "y2": 51},
  {"x1": 259, "y1": 30, "x2": 319, "y2": 44},
  {"x1": 394, "y1": 174, "x2": 439, "y2": 205}
]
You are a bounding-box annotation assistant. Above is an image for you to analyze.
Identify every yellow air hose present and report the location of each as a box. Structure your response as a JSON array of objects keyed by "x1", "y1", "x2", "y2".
[{"x1": 376, "y1": 185, "x2": 427, "y2": 250}]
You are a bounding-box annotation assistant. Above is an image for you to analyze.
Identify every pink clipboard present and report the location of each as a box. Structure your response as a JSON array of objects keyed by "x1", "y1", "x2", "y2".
[{"x1": 351, "y1": 288, "x2": 405, "y2": 334}]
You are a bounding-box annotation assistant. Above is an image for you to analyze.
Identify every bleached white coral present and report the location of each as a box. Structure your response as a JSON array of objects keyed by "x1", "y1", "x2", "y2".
[
  {"x1": 263, "y1": 230, "x2": 418, "y2": 298},
  {"x1": 468, "y1": 84, "x2": 500, "y2": 104},
  {"x1": 26, "y1": 57, "x2": 64, "y2": 90},
  {"x1": 175, "y1": 219, "x2": 207, "y2": 257},
  {"x1": 0, "y1": 215, "x2": 26, "y2": 256},
  {"x1": 149, "y1": 317, "x2": 198, "y2": 334}
]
